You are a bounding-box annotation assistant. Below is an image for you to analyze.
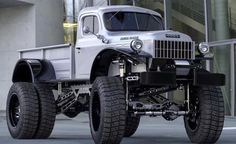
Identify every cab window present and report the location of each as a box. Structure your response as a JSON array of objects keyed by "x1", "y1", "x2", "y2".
[
  {"x1": 104, "y1": 12, "x2": 164, "y2": 31},
  {"x1": 83, "y1": 15, "x2": 99, "y2": 35}
]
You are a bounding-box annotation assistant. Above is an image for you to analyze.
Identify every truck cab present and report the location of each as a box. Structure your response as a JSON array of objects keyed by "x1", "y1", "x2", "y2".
[{"x1": 75, "y1": 6, "x2": 194, "y2": 81}]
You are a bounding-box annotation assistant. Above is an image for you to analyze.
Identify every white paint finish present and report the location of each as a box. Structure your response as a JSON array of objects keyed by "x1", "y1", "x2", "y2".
[
  {"x1": 51, "y1": 59, "x2": 72, "y2": 79},
  {"x1": 50, "y1": 59, "x2": 71, "y2": 71},
  {"x1": 21, "y1": 51, "x2": 43, "y2": 59},
  {"x1": 45, "y1": 48, "x2": 71, "y2": 60},
  {"x1": 20, "y1": 45, "x2": 73, "y2": 80}
]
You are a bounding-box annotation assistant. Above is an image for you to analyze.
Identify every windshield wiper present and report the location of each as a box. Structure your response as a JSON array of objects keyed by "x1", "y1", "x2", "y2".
[{"x1": 107, "y1": 10, "x2": 121, "y2": 22}]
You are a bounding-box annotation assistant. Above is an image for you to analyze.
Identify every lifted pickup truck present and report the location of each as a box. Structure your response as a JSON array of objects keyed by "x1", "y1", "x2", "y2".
[{"x1": 6, "y1": 5, "x2": 225, "y2": 144}]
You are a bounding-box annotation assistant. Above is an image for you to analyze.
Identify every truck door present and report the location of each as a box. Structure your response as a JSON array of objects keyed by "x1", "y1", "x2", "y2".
[{"x1": 75, "y1": 15, "x2": 102, "y2": 80}]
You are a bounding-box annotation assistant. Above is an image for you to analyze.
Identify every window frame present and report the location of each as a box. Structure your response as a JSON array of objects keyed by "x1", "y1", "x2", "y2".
[
  {"x1": 103, "y1": 11, "x2": 164, "y2": 32},
  {"x1": 82, "y1": 15, "x2": 100, "y2": 36}
]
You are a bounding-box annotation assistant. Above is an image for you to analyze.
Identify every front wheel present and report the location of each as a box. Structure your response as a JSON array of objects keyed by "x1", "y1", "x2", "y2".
[
  {"x1": 124, "y1": 114, "x2": 140, "y2": 137},
  {"x1": 184, "y1": 86, "x2": 224, "y2": 143},
  {"x1": 89, "y1": 77, "x2": 126, "y2": 144}
]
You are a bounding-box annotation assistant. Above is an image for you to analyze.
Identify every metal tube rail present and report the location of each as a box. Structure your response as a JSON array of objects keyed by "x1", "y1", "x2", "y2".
[
  {"x1": 18, "y1": 43, "x2": 71, "y2": 52},
  {"x1": 134, "y1": 111, "x2": 188, "y2": 116}
]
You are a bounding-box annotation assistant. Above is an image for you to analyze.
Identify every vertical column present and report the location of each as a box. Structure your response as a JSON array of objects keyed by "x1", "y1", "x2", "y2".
[
  {"x1": 215, "y1": 0, "x2": 230, "y2": 41},
  {"x1": 204, "y1": 0, "x2": 213, "y2": 71},
  {"x1": 164, "y1": 0, "x2": 172, "y2": 30},
  {"x1": 214, "y1": 0, "x2": 231, "y2": 115},
  {"x1": 164, "y1": 0, "x2": 173, "y2": 100},
  {"x1": 231, "y1": 43, "x2": 235, "y2": 116}
]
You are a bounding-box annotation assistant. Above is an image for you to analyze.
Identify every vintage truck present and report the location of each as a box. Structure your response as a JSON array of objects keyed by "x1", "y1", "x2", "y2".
[{"x1": 6, "y1": 5, "x2": 225, "y2": 144}]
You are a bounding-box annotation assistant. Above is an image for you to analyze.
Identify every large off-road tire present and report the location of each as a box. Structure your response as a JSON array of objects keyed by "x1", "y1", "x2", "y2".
[
  {"x1": 6, "y1": 82, "x2": 39, "y2": 139},
  {"x1": 124, "y1": 114, "x2": 140, "y2": 137},
  {"x1": 34, "y1": 83, "x2": 56, "y2": 139},
  {"x1": 184, "y1": 86, "x2": 224, "y2": 143},
  {"x1": 89, "y1": 77, "x2": 126, "y2": 144}
]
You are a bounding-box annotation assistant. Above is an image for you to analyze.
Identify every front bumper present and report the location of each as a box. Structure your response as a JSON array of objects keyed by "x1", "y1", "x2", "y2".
[{"x1": 139, "y1": 70, "x2": 225, "y2": 86}]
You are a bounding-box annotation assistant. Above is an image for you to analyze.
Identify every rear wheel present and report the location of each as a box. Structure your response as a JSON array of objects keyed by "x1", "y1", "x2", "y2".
[
  {"x1": 34, "y1": 83, "x2": 56, "y2": 139},
  {"x1": 184, "y1": 86, "x2": 224, "y2": 143},
  {"x1": 89, "y1": 77, "x2": 126, "y2": 144},
  {"x1": 6, "y1": 82, "x2": 39, "y2": 139}
]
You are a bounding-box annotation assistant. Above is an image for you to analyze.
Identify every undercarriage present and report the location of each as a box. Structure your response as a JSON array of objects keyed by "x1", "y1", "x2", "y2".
[{"x1": 54, "y1": 57, "x2": 225, "y2": 122}]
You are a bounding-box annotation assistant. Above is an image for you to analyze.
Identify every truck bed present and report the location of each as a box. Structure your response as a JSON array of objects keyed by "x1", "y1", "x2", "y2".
[{"x1": 18, "y1": 44, "x2": 75, "y2": 80}]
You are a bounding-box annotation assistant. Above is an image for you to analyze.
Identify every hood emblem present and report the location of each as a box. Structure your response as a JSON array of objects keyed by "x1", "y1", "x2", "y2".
[{"x1": 165, "y1": 34, "x2": 180, "y2": 38}]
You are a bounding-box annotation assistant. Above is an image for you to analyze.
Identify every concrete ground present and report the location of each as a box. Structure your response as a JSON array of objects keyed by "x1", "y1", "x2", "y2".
[{"x1": 0, "y1": 113, "x2": 236, "y2": 144}]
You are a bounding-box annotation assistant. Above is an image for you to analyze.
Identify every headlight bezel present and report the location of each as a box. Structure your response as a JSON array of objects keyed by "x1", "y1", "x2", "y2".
[
  {"x1": 130, "y1": 39, "x2": 143, "y2": 53},
  {"x1": 198, "y1": 43, "x2": 210, "y2": 55}
]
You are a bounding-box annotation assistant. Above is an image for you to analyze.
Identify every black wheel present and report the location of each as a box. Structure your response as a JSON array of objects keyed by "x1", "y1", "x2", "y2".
[
  {"x1": 124, "y1": 114, "x2": 140, "y2": 137},
  {"x1": 6, "y1": 82, "x2": 39, "y2": 139},
  {"x1": 89, "y1": 77, "x2": 126, "y2": 144},
  {"x1": 184, "y1": 86, "x2": 224, "y2": 143},
  {"x1": 34, "y1": 83, "x2": 56, "y2": 139}
]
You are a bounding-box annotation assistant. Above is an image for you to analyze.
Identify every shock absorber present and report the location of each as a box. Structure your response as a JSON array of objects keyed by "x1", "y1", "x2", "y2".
[{"x1": 119, "y1": 59, "x2": 125, "y2": 78}]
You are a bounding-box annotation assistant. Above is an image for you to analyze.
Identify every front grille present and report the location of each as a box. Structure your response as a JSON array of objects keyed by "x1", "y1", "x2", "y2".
[{"x1": 154, "y1": 40, "x2": 195, "y2": 60}]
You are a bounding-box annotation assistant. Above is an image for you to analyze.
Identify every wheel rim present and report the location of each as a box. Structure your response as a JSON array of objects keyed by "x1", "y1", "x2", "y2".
[
  {"x1": 92, "y1": 91, "x2": 101, "y2": 132},
  {"x1": 187, "y1": 97, "x2": 200, "y2": 131},
  {"x1": 9, "y1": 94, "x2": 20, "y2": 127}
]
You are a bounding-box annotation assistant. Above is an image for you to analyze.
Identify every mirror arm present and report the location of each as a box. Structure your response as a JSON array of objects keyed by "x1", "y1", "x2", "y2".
[{"x1": 83, "y1": 26, "x2": 109, "y2": 44}]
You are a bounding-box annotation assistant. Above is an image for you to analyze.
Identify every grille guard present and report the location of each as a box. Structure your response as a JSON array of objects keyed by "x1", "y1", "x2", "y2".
[{"x1": 154, "y1": 40, "x2": 195, "y2": 60}]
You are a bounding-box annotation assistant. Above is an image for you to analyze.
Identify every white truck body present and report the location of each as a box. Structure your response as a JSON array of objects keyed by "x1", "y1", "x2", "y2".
[{"x1": 19, "y1": 5, "x2": 194, "y2": 81}]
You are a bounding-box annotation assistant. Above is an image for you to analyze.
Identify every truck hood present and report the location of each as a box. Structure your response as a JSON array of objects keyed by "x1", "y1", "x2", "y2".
[
  {"x1": 104, "y1": 30, "x2": 194, "y2": 57},
  {"x1": 106, "y1": 30, "x2": 193, "y2": 43}
]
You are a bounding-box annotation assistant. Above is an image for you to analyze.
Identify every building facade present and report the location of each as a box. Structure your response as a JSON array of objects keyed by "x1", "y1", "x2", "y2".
[
  {"x1": 0, "y1": 0, "x2": 64, "y2": 112},
  {"x1": 0, "y1": 0, "x2": 236, "y2": 116}
]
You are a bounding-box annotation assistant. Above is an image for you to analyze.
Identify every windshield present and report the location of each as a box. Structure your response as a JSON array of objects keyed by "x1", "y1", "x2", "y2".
[{"x1": 103, "y1": 12, "x2": 164, "y2": 31}]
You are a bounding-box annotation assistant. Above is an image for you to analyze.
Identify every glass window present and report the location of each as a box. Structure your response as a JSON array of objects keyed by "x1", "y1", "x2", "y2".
[
  {"x1": 83, "y1": 16, "x2": 93, "y2": 35},
  {"x1": 103, "y1": 12, "x2": 164, "y2": 31},
  {"x1": 83, "y1": 16, "x2": 99, "y2": 35},
  {"x1": 94, "y1": 16, "x2": 99, "y2": 34}
]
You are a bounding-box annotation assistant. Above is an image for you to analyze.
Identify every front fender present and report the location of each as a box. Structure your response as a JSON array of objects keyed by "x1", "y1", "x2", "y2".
[
  {"x1": 113, "y1": 47, "x2": 152, "y2": 60},
  {"x1": 90, "y1": 48, "x2": 152, "y2": 82},
  {"x1": 12, "y1": 59, "x2": 56, "y2": 83}
]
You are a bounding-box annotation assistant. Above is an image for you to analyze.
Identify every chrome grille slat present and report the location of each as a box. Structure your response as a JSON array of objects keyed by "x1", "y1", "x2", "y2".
[{"x1": 155, "y1": 40, "x2": 195, "y2": 60}]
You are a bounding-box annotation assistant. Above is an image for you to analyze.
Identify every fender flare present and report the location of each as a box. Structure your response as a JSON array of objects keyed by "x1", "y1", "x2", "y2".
[
  {"x1": 90, "y1": 48, "x2": 152, "y2": 82},
  {"x1": 12, "y1": 59, "x2": 56, "y2": 83}
]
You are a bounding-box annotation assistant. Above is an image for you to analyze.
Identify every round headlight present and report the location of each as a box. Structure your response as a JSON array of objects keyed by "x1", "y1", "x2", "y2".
[
  {"x1": 130, "y1": 39, "x2": 143, "y2": 53},
  {"x1": 198, "y1": 43, "x2": 209, "y2": 55}
]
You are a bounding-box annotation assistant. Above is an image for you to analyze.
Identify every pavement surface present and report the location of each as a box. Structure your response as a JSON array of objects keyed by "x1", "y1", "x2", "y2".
[{"x1": 1, "y1": 113, "x2": 236, "y2": 144}]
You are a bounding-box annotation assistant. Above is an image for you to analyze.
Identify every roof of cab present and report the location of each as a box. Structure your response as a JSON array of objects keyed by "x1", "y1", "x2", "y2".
[{"x1": 79, "y1": 5, "x2": 162, "y2": 17}]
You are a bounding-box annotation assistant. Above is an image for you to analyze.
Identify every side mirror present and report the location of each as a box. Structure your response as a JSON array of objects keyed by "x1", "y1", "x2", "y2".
[{"x1": 83, "y1": 26, "x2": 91, "y2": 34}]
